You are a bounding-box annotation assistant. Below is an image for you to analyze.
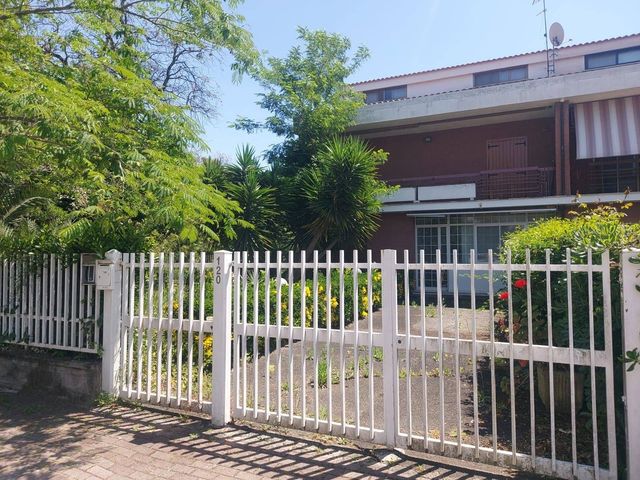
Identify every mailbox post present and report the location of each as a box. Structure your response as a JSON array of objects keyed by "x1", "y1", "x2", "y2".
[{"x1": 98, "y1": 250, "x2": 122, "y2": 395}]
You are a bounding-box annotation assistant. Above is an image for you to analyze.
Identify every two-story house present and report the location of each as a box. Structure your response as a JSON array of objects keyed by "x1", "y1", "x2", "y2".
[{"x1": 350, "y1": 33, "x2": 640, "y2": 294}]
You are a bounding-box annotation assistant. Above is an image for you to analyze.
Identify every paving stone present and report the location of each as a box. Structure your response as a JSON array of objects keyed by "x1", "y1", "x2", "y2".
[{"x1": 0, "y1": 393, "x2": 540, "y2": 480}]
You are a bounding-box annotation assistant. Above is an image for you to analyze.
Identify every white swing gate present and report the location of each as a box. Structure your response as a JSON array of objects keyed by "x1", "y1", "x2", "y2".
[
  {"x1": 231, "y1": 250, "x2": 386, "y2": 443},
  {"x1": 230, "y1": 249, "x2": 619, "y2": 480},
  {"x1": 109, "y1": 248, "x2": 625, "y2": 480},
  {"x1": 116, "y1": 252, "x2": 225, "y2": 414}
]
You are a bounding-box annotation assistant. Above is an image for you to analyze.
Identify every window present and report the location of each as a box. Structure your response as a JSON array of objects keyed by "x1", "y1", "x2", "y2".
[
  {"x1": 415, "y1": 212, "x2": 554, "y2": 292},
  {"x1": 473, "y1": 65, "x2": 528, "y2": 87},
  {"x1": 585, "y1": 46, "x2": 640, "y2": 70},
  {"x1": 476, "y1": 226, "x2": 501, "y2": 262},
  {"x1": 476, "y1": 224, "x2": 521, "y2": 262},
  {"x1": 450, "y1": 225, "x2": 474, "y2": 262},
  {"x1": 363, "y1": 85, "x2": 407, "y2": 104}
]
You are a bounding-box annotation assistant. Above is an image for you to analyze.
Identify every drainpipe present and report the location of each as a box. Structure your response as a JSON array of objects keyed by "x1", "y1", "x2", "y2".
[
  {"x1": 554, "y1": 102, "x2": 563, "y2": 196},
  {"x1": 562, "y1": 101, "x2": 572, "y2": 195}
]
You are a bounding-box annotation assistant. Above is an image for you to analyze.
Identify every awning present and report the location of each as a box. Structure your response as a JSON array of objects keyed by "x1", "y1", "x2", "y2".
[{"x1": 575, "y1": 95, "x2": 640, "y2": 159}]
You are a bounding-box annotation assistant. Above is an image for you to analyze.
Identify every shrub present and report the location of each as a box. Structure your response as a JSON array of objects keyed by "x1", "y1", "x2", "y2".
[
  {"x1": 495, "y1": 204, "x2": 639, "y2": 475},
  {"x1": 496, "y1": 204, "x2": 640, "y2": 349},
  {"x1": 244, "y1": 268, "x2": 382, "y2": 330}
]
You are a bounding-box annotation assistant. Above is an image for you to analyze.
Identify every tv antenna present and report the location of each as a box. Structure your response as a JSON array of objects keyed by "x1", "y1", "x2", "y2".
[{"x1": 533, "y1": 0, "x2": 552, "y2": 76}]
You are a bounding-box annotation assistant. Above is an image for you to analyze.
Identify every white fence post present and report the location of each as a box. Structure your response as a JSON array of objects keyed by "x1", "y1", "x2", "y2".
[
  {"x1": 621, "y1": 248, "x2": 640, "y2": 480},
  {"x1": 212, "y1": 250, "x2": 233, "y2": 426},
  {"x1": 100, "y1": 249, "x2": 123, "y2": 395},
  {"x1": 381, "y1": 249, "x2": 398, "y2": 447}
]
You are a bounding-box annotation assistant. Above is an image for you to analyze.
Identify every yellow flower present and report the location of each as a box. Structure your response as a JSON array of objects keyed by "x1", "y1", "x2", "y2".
[
  {"x1": 305, "y1": 286, "x2": 311, "y2": 297},
  {"x1": 203, "y1": 336, "x2": 213, "y2": 359},
  {"x1": 331, "y1": 297, "x2": 338, "y2": 309},
  {"x1": 361, "y1": 286, "x2": 367, "y2": 294},
  {"x1": 361, "y1": 311, "x2": 368, "y2": 318},
  {"x1": 318, "y1": 285, "x2": 324, "y2": 293},
  {"x1": 373, "y1": 272, "x2": 382, "y2": 282}
]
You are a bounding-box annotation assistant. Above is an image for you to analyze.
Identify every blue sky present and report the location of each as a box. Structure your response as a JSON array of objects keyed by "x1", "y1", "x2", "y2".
[{"x1": 202, "y1": 0, "x2": 640, "y2": 161}]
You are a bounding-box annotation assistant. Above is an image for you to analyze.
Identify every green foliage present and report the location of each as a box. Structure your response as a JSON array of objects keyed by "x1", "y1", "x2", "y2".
[
  {"x1": 496, "y1": 204, "x2": 640, "y2": 349},
  {"x1": 0, "y1": 0, "x2": 258, "y2": 255},
  {"x1": 622, "y1": 348, "x2": 640, "y2": 372},
  {"x1": 245, "y1": 268, "x2": 382, "y2": 331},
  {"x1": 234, "y1": 27, "x2": 369, "y2": 172},
  {"x1": 502, "y1": 204, "x2": 640, "y2": 264},
  {"x1": 296, "y1": 136, "x2": 392, "y2": 251},
  {"x1": 94, "y1": 392, "x2": 120, "y2": 408},
  {"x1": 231, "y1": 27, "x2": 392, "y2": 252},
  {"x1": 497, "y1": 204, "x2": 638, "y2": 476},
  {"x1": 203, "y1": 145, "x2": 285, "y2": 251}
]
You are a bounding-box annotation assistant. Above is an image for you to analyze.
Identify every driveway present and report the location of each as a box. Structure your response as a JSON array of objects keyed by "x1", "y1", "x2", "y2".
[{"x1": 0, "y1": 392, "x2": 541, "y2": 479}]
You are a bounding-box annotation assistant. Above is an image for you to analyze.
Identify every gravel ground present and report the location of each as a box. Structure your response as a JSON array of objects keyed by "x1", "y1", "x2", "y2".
[{"x1": 236, "y1": 306, "x2": 607, "y2": 470}]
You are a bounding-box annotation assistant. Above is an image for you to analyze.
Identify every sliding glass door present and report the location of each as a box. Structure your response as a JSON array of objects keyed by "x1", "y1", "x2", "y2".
[{"x1": 416, "y1": 223, "x2": 448, "y2": 291}]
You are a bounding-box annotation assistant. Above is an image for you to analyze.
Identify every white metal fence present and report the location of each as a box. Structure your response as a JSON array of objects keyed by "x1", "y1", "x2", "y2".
[
  {"x1": 118, "y1": 252, "x2": 215, "y2": 410},
  {"x1": 6, "y1": 248, "x2": 640, "y2": 480},
  {"x1": 228, "y1": 249, "x2": 618, "y2": 480},
  {"x1": 0, "y1": 254, "x2": 100, "y2": 353},
  {"x1": 232, "y1": 250, "x2": 385, "y2": 443}
]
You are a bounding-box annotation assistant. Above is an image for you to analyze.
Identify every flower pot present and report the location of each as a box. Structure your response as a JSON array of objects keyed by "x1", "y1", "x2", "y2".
[{"x1": 536, "y1": 363, "x2": 584, "y2": 413}]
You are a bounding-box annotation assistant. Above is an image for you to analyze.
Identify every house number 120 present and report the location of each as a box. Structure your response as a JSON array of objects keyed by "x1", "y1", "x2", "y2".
[{"x1": 215, "y1": 257, "x2": 221, "y2": 284}]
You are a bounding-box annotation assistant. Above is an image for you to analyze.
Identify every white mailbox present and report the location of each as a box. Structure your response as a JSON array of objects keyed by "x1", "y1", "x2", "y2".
[{"x1": 95, "y1": 263, "x2": 114, "y2": 290}]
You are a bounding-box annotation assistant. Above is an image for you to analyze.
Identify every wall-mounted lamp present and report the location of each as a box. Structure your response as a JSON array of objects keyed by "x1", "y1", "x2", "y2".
[{"x1": 424, "y1": 136, "x2": 432, "y2": 143}]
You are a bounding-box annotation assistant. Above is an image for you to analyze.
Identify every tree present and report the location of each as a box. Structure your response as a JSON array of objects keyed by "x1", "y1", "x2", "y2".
[
  {"x1": 234, "y1": 27, "x2": 369, "y2": 173},
  {"x1": 204, "y1": 145, "x2": 283, "y2": 251},
  {"x1": 297, "y1": 136, "x2": 391, "y2": 252},
  {"x1": 0, "y1": 0, "x2": 258, "y2": 254},
  {"x1": 1, "y1": 0, "x2": 258, "y2": 116},
  {"x1": 233, "y1": 27, "x2": 390, "y2": 251}
]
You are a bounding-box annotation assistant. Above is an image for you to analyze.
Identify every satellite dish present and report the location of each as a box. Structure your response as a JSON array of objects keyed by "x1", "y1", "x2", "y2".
[{"x1": 549, "y1": 22, "x2": 565, "y2": 47}]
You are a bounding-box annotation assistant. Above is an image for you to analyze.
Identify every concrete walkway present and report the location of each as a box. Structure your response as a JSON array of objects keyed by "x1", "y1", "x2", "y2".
[{"x1": 0, "y1": 393, "x2": 541, "y2": 480}]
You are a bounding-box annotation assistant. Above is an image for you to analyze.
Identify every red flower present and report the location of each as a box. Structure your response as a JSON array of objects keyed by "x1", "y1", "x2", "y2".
[
  {"x1": 498, "y1": 291, "x2": 509, "y2": 300},
  {"x1": 514, "y1": 279, "x2": 527, "y2": 289}
]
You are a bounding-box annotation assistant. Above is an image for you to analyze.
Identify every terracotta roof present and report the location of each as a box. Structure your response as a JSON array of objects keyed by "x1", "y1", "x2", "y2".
[{"x1": 351, "y1": 32, "x2": 640, "y2": 87}]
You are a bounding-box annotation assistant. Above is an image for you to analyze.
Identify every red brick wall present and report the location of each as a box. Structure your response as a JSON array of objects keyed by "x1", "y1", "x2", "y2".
[
  {"x1": 368, "y1": 213, "x2": 415, "y2": 261},
  {"x1": 367, "y1": 117, "x2": 555, "y2": 181},
  {"x1": 625, "y1": 203, "x2": 640, "y2": 222}
]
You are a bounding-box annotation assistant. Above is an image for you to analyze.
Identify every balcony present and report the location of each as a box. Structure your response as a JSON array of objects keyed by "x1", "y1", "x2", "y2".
[
  {"x1": 576, "y1": 157, "x2": 640, "y2": 194},
  {"x1": 384, "y1": 166, "x2": 555, "y2": 203}
]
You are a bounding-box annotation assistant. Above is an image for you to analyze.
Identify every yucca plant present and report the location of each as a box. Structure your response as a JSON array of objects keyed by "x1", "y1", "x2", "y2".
[
  {"x1": 213, "y1": 145, "x2": 282, "y2": 251},
  {"x1": 296, "y1": 136, "x2": 392, "y2": 253}
]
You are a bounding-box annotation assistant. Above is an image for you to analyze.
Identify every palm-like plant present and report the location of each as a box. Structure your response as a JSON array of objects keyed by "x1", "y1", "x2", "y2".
[
  {"x1": 0, "y1": 196, "x2": 45, "y2": 239},
  {"x1": 0, "y1": 185, "x2": 51, "y2": 255},
  {"x1": 219, "y1": 145, "x2": 282, "y2": 251},
  {"x1": 297, "y1": 136, "x2": 392, "y2": 253},
  {"x1": 202, "y1": 156, "x2": 230, "y2": 189}
]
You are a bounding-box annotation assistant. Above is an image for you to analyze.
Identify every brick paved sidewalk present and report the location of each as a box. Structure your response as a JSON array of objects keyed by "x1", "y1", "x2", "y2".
[{"x1": 0, "y1": 393, "x2": 541, "y2": 480}]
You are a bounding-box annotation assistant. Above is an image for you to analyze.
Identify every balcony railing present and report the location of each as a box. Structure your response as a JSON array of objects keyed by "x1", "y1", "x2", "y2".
[
  {"x1": 576, "y1": 157, "x2": 640, "y2": 194},
  {"x1": 387, "y1": 166, "x2": 555, "y2": 201}
]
